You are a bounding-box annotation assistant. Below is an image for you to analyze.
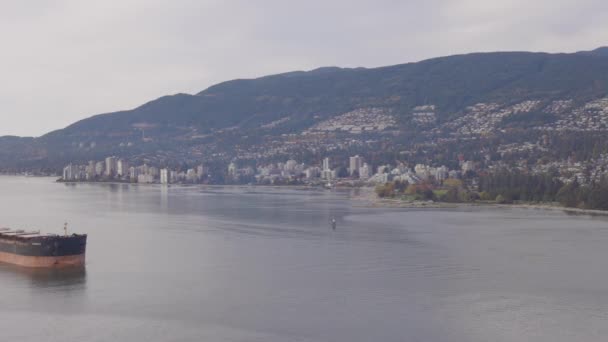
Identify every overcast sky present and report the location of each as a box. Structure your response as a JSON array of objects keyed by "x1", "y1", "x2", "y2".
[{"x1": 0, "y1": 0, "x2": 606, "y2": 136}]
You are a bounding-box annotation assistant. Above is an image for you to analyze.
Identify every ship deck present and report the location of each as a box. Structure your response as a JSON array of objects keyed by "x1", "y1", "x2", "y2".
[{"x1": 0, "y1": 228, "x2": 85, "y2": 241}]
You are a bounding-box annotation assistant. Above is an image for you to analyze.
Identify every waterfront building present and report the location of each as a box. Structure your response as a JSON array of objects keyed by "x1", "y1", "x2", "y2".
[
  {"x1": 322, "y1": 157, "x2": 330, "y2": 171},
  {"x1": 461, "y1": 161, "x2": 475, "y2": 173},
  {"x1": 242, "y1": 167, "x2": 255, "y2": 176},
  {"x1": 322, "y1": 157, "x2": 332, "y2": 180},
  {"x1": 129, "y1": 166, "x2": 139, "y2": 182},
  {"x1": 141, "y1": 164, "x2": 149, "y2": 175},
  {"x1": 359, "y1": 163, "x2": 370, "y2": 179},
  {"x1": 394, "y1": 172, "x2": 421, "y2": 184},
  {"x1": 368, "y1": 172, "x2": 389, "y2": 184},
  {"x1": 148, "y1": 166, "x2": 159, "y2": 178},
  {"x1": 117, "y1": 160, "x2": 129, "y2": 177},
  {"x1": 322, "y1": 169, "x2": 333, "y2": 181},
  {"x1": 137, "y1": 173, "x2": 154, "y2": 184},
  {"x1": 105, "y1": 156, "x2": 117, "y2": 177},
  {"x1": 170, "y1": 170, "x2": 178, "y2": 183},
  {"x1": 186, "y1": 168, "x2": 197, "y2": 182},
  {"x1": 448, "y1": 170, "x2": 461, "y2": 179},
  {"x1": 435, "y1": 166, "x2": 449, "y2": 181},
  {"x1": 258, "y1": 165, "x2": 271, "y2": 177},
  {"x1": 176, "y1": 171, "x2": 187, "y2": 182},
  {"x1": 284, "y1": 159, "x2": 297, "y2": 172},
  {"x1": 295, "y1": 163, "x2": 305, "y2": 174},
  {"x1": 62, "y1": 164, "x2": 80, "y2": 181},
  {"x1": 414, "y1": 164, "x2": 431, "y2": 180},
  {"x1": 196, "y1": 165, "x2": 206, "y2": 180},
  {"x1": 305, "y1": 167, "x2": 321, "y2": 179},
  {"x1": 160, "y1": 169, "x2": 169, "y2": 184},
  {"x1": 377, "y1": 165, "x2": 390, "y2": 174},
  {"x1": 349, "y1": 155, "x2": 363, "y2": 176},
  {"x1": 86, "y1": 161, "x2": 96, "y2": 180},
  {"x1": 228, "y1": 162, "x2": 237, "y2": 177},
  {"x1": 396, "y1": 162, "x2": 408, "y2": 174},
  {"x1": 95, "y1": 161, "x2": 105, "y2": 176}
]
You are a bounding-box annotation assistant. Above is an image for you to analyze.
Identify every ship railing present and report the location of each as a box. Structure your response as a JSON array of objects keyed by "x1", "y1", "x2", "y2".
[
  {"x1": 15, "y1": 231, "x2": 41, "y2": 236},
  {"x1": 0, "y1": 230, "x2": 39, "y2": 236},
  {"x1": 0, "y1": 229, "x2": 22, "y2": 235}
]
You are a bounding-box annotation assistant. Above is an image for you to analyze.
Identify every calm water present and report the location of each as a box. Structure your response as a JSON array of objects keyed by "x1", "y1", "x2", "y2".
[{"x1": 1, "y1": 177, "x2": 608, "y2": 341}]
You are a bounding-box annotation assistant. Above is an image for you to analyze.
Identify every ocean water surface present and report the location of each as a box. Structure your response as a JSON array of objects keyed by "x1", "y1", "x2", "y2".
[{"x1": 1, "y1": 176, "x2": 608, "y2": 341}]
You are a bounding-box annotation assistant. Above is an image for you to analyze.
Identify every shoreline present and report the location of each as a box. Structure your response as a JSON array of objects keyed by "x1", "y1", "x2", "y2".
[
  {"x1": 54, "y1": 178, "x2": 608, "y2": 216},
  {"x1": 488, "y1": 202, "x2": 608, "y2": 216},
  {"x1": 352, "y1": 187, "x2": 608, "y2": 216},
  {"x1": 56, "y1": 179, "x2": 343, "y2": 191}
]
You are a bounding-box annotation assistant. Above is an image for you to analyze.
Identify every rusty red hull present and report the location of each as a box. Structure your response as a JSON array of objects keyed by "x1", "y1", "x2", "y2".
[{"x1": 0, "y1": 251, "x2": 85, "y2": 268}]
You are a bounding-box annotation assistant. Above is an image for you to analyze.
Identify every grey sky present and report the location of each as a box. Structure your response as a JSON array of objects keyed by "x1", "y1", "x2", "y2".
[{"x1": 0, "y1": 0, "x2": 606, "y2": 137}]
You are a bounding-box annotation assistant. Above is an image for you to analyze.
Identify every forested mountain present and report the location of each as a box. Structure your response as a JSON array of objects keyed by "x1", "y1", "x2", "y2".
[
  {"x1": 2, "y1": 48, "x2": 608, "y2": 171},
  {"x1": 577, "y1": 46, "x2": 608, "y2": 56}
]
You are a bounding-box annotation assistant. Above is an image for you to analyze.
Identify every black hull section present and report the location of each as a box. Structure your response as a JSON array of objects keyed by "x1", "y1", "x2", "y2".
[{"x1": 0, "y1": 235, "x2": 87, "y2": 257}]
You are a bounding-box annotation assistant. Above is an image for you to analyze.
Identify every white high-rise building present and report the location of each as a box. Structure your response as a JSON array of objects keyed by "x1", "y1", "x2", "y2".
[
  {"x1": 322, "y1": 157, "x2": 330, "y2": 171},
  {"x1": 86, "y1": 161, "x2": 96, "y2": 180},
  {"x1": 105, "y1": 156, "x2": 117, "y2": 177},
  {"x1": 160, "y1": 169, "x2": 169, "y2": 184},
  {"x1": 349, "y1": 155, "x2": 363, "y2": 176},
  {"x1": 117, "y1": 160, "x2": 129, "y2": 177},
  {"x1": 129, "y1": 166, "x2": 139, "y2": 181},
  {"x1": 95, "y1": 161, "x2": 105, "y2": 176},
  {"x1": 321, "y1": 157, "x2": 333, "y2": 180},
  {"x1": 62, "y1": 164, "x2": 80, "y2": 181},
  {"x1": 359, "y1": 163, "x2": 370, "y2": 179}
]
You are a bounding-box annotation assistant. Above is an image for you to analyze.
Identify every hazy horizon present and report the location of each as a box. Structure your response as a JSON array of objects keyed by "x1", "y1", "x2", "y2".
[{"x1": 0, "y1": 0, "x2": 606, "y2": 137}]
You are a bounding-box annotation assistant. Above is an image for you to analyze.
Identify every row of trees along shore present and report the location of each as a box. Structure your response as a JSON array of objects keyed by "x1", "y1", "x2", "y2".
[{"x1": 375, "y1": 169, "x2": 608, "y2": 211}]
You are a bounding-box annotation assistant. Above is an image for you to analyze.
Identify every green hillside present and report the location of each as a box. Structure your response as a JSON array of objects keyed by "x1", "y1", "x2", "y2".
[{"x1": 2, "y1": 49, "x2": 608, "y2": 170}]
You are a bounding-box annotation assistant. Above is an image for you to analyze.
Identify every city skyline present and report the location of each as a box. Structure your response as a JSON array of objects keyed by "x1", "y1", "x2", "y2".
[{"x1": 59, "y1": 153, "x2": 476, "y2": 187}]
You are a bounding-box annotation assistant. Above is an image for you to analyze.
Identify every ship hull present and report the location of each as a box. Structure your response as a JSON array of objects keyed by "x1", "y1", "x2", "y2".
[
  {"x1": 0, "y1": 251, "x2": 85, "y2": 268},
  {"x1": 0, "y1": 234, "x2": 87, "y2": 268}
]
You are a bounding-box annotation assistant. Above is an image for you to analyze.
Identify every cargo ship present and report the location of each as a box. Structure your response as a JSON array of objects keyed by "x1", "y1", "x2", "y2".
[{"x1": 0, "y1": 223, "x2": 86, "y2": 268}]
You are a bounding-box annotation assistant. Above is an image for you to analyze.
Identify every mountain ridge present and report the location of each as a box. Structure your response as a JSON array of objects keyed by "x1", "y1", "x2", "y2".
[
  {"x1": 577, "y1": 46, "x2": 608, "y2": 56},
  {"x1": 2, "y1": 47, "x2": 608, "y2": 171}
]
